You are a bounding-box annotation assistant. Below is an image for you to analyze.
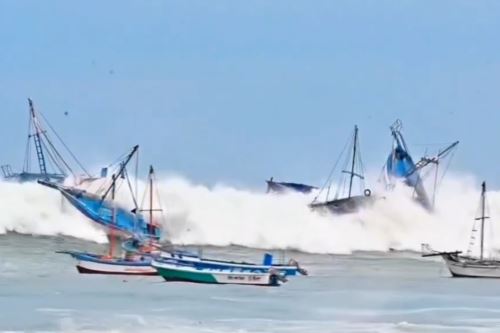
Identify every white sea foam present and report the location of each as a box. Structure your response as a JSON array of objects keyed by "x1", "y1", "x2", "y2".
[{"x1": 1, "y1": 172, "x2": 499, "y2": 255}]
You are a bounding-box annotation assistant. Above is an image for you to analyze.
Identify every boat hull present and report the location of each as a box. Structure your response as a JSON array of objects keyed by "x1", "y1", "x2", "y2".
[
  {"x1": 442, "y1": 254, "x2": 500, "y2": 278},
  {"x1": 266, "y1": 179, "x2": 317, "y2": 194},
  {"x1": 152, "y1": 260, "x2": 283, "y2": 286},
  {"x1": 160, "y1": 252, "x2": 304, "y2": 276},
  {"x1": 310, "y1": 195, "x2": 375, "y2": 215},
  {"x1": 63, "y1": 251, "x2": 158, "y2": 276}
]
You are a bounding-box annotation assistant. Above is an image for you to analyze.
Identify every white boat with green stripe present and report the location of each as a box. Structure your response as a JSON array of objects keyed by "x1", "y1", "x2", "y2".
[{"x1": 152, "y1": 259, "x2": 287, "y2": 286}]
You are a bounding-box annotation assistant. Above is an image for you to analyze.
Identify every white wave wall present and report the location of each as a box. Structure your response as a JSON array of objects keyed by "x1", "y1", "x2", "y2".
[
  {"x1": 0, "y1": 181, "x2": 107, "y2": 242},
  {"x1": 157, "y1": 172, "x2": 500, "y2": 254},
  {"x1": 1, "y1": 173, "x2": 500, "y2": 254}
]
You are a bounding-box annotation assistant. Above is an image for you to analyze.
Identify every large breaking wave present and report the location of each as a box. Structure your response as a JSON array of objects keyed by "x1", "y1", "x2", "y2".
[{"x1": 1, "y1": 172, "x2": 498, "y2": 254}]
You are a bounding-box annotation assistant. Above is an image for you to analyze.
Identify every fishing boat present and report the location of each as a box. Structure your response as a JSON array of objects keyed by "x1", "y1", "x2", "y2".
[
  {"x1": 383, "y1": 120, "x2": 459, "y2": 210},
  {"x1": 1, "y1": 98, "x2": 91, "y2": 184},
  {"x1": 266, "y1": 177, "x2": 317, "y2": 194},
  {"x1": 422, "y1": 182, "x2": 500, "y2": 278},
  {"x1": 40, "y1": 146, "x2": 160, "y2": 240},
  {"x1": 152, "y1": 259, "x2": 287, "y2": 286},
  {"x1": 158, "y1": 251, "x2": 307, "y2": 277},
  {"x1": 56, "y1": 165, "x2": 163, "y2": 275},
  {"x1": 57, "y1": 250, "x2": 157, "y2": 275},
  {"x1": 310, "y1": 125, "x2": 374, "y2": 214}
]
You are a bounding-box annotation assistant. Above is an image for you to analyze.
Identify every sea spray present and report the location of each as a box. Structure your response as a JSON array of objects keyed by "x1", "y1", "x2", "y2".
[
  {"x1": 1, "y1": 172, "x2": 499, "y2": 254},
  {"x1": 0, "y1": 181, "x2": 106, "y2": 242}
]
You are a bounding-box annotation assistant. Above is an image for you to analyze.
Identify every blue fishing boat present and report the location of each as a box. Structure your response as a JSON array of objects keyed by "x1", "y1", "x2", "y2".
[
  {"x1": 383, "y1": 120, "x2": 459, "y2": 210},
  {"x1": 157, "y1": 252, "x2": 307, "y2": 277},
  {"x1": 55, "y1": 163, "x2": 163, "y2": 275},
  {"x1": 310, "y1": 125, "x2": 375, "y2": 214},
  {"x1": 40, "y1": 146, "x2": 161, "y2": 240},
  {"x1": 1, "y1": 98, "x2": 91, "y2": 184},
  {"x1": 266, "y1": 177, "x2": 317, "y2": 194}
]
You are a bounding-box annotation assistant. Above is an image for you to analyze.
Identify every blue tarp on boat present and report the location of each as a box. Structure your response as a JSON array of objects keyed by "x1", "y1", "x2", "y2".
[
  {"x1": 266, "y1": 179, "x2": 317, "y2": 194},
  {"x1": 40, "y1": 180, "x2": 161, "y2": 240},
  {"x1": 385, "y1": 123, "x2": 431, "y2": 209}
]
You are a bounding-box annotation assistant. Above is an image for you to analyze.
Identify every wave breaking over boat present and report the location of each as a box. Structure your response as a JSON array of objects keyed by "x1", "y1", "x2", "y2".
[{"x1": 1, "y1": 172, "x2": 500, "y2": 255}]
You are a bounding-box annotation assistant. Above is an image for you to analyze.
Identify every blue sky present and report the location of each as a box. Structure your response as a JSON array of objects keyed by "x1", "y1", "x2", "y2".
[{"x1": 0, "y1": 1, "x2": 499, "y2": 187}]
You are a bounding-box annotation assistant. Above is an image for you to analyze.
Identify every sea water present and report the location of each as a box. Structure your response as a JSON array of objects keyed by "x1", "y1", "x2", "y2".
[{"x1": 2, "y1": 234, "x2": 500, "y2": 333}]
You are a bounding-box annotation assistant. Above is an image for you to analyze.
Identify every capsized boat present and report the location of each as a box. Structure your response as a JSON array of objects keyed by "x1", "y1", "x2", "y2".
[
  {"x1": 310, "y1": 125, "x2": 374, "y2": 214},
  {"x1": 40, "y1": 146, "x2": 160, "y2": 240},
  {"x1": 422, "y1": 182, "x2": 500, "y2": 278},
  {"x1": 152, "y1": 259, "x2": 287, "y2": 286},
  {"x1": 1, "y1": 98, "x2": 91, "y2": 184},
  {"x1": 382, "y1": 120, "x2": 459, "y2": 210},
  {"x1": 56, "y1": 165, "x2": 163, "y2": 275},
  {"x1": 158, "y1": 251, "x2": 308, "y2": 277},
  {"x1": 266, "y1": 177, "x2": 317, "y2": 194}
]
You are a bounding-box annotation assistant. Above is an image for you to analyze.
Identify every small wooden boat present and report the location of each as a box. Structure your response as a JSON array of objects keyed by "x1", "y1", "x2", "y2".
[
  {"x1": 160, "y1": 252, "x2": 307, "y2": 277},
  {"x1": 422, "y1": 182, "x2": 500, "y2": 278},
  {"x1": 310, "y1": 125, "x2": 375, "y2": 214},
  {"x1": 152, "y1": 259, "x2": 287, "y2": 286},
  {"x1": 58, "y1": 251, "x2": 157, "y2": 275}
]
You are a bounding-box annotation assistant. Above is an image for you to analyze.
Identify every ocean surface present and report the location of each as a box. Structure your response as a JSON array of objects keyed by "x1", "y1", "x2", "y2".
[{"x1": 2, "y1": 233, "x2": 500, "y2": 333}]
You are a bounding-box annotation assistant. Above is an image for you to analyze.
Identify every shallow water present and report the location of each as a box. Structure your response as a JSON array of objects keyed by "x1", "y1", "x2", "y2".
[{"x1": 1, "y1": 234, "x2": 500, "y2": 332}]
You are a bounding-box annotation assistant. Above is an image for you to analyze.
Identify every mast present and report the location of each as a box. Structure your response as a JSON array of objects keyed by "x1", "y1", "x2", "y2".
[
  {"x1": 149, "y1": 165, "x2": 154, "y2": 235},
  {"x1": 108, "y1": 174, "x2": 117, "y2": 257},
  {"x1": 101, "y1": 145, "x2": 139, "y2": 201},
  {"x1": 480, "y1": 181, "x2": 486, "y2": 260},
  {"x1": 28, "y1": 99, "x2": 48, "y2": 177},
  {"x1": 348, "y1": 126, "x2": 358, "y2": 198}
]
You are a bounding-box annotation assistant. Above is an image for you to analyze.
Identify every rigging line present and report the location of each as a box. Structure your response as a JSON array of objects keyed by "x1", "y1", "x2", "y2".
[
  {"x1": 23, "y1": 138, "x2": 31, "y2": 173},
  {"x1": 124, "y1": 167, "x2": 139, "y2": 210},
  {"x1": 135, "y1": 149, "x2": 139, "y2": 203},
  {"x1": 38, "y1": 111, "x2": 91, "y2": 177},
  {"x1": 39, "y1": 138, "x2": 66, "y2": 175},
  {"x1": 40, "y1": 131, "x2": 73, "y2": 176},
  {"x1": 339, "y1": 132, "x2": 355, "y2": 198},
  {"x1": 436, "y1": 148, "x2": 456, "y2": 190},
  {"x1": 312, "y1": 135, "x2": 351, "y2": 203},
  {"x1": 23, "y1": 110, "x2": 34, "y2": 172}
]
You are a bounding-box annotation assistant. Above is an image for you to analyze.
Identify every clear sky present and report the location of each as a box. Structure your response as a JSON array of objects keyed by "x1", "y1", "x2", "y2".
[{"x1": 0, "y1": 1, "x2": 499, "y2": 188}]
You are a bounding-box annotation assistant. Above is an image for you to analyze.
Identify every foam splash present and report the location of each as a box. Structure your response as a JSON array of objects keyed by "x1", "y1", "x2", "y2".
[
  {"x1": 0, "y1": 181, "x2": 106, "y2": 242},
  {"x1": 1, "y1": 172, "x2": 498, "y2": 254}
]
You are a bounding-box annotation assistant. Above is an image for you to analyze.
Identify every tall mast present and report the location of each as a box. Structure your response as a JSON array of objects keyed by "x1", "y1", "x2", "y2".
[
  {"x1": 28, "y1": 99, "x2": 48, "y2": 176},
  {"x1": 480, "y1": 181, "x2": 486, "y2": 260},
  {"x1": 348, "y1": 125, "x2": 358, "y2": 198},
  {"x1": 149, "y1": 165, "x2": 154, "y2": 235}
]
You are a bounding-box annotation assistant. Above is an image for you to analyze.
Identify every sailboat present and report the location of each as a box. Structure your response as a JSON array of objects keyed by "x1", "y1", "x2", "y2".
[
  {"x1": 310, "y1": 125, "x2": 374, "y2": 214},
  {"x1": 57, "y1": 165, "x2": 164, "y2": 275},
  {"x1": 1, "y1": 98, "x2": 90, "y2": 183},
  {"x1": 383, "y1": 120, "x2": 459, "y2": 210},
  {"x1": 422, "y1": 182, "x2": 500, "y2": 278}
]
